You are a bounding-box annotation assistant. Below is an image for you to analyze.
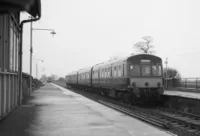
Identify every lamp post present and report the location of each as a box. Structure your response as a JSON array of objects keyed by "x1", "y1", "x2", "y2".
[
  {"x1": 30, "y1": 20, "x2": 56, "y2": 94},
  {"x1": 165, "y1": 58, "x2": 168, "y2": 89}
]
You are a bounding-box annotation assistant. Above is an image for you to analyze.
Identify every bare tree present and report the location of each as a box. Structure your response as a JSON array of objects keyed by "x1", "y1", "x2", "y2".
[
  {"x1": 133, "y1": 36, "x2": 155, "y2": 54},
  {"x1": 58, "y1": 77, "x2": 66, "y2": 81},
  {"x1": 109, "y1": 56, "x2": 120, "y2": 61},
  {"x1": 50, "y1": 74, "x2": 59, "y2": 81},
  {"x1": 163, "y1": 67, "x2": 182, "y2": 88}
]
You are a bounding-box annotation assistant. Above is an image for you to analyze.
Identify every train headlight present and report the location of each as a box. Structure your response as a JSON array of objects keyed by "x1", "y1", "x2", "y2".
[
  {"x1": 157, "y1": 82, "x2": 161, "y2": 87},
  {"x1": 145, "y1": 82, "x2": 149, "y2": 87},
  {"x1": 132, "y1": 82, "x2": 136, "y2": 87}
]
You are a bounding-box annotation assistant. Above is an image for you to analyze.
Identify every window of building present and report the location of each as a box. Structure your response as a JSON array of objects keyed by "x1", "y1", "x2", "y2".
[{"x1": 9, "y1": 21, "x2": 14, "y2": 71}]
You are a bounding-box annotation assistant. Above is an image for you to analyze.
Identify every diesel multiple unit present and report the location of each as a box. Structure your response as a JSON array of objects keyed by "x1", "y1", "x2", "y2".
[{"x1": 66, "y1": 54, "x2": 164, "y2": 103}]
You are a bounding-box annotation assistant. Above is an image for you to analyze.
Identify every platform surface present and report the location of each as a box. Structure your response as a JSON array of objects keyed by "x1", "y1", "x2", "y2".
[
  {"x1": 0, "y1": 83, "x2": 174, "y2": 136},
  {"x1": 164, "y1": 90, "x2": 200, "y2": 99}
]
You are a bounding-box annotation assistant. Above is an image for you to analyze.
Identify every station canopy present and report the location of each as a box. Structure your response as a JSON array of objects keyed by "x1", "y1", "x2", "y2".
[{"x1": 0, "y1": 0, "x2": 41, "y2": 18}]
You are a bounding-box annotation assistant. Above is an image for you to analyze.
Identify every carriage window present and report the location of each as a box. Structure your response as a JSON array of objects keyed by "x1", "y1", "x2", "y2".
[
  {"x1": 152, "y1": 65, "x2": 162, "y2": 76},
  {"x1": 114, "y1": 67, "x2": 115, "y2": 77},
  {"x1": 116, "y1": 66, "x2": 118, "y2": 77},
  {"x1": 142, "y1": 65, "x2": 151, "y2": 76},
  {"x1": 118, "y1": 66, "x2": 121, "y2": 77},
  {"x1": 122, "y1": 64, "x2": 124, "y2": 76},
  {"x1": 96, "y1": 71, "x2": 98, "y2": 78},
  {"x1": 99, "y1": 71, "x2": 101, "y2": 78},
  {"x1": 105, "y1": 68, "x2": 107, "y2": 78},
  {"x1": 130, "y1": 65, "x2": 140, "y2": 76},
  {"x1": 106, "y1": 68, "x2": 108, "y2": 77},
  {"x1": 109, "y1": 68, "x2": 111, "y2": 77}
]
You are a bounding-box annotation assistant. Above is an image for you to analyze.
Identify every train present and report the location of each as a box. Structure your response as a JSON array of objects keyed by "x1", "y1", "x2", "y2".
[{"x1": 66, "y1": 54, "x2": 164, "y2": 104}]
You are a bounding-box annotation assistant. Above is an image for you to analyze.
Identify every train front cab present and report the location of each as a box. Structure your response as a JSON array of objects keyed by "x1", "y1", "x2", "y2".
[{"x1": 127, "y1": 54, "x2": 164, "y2": 102}]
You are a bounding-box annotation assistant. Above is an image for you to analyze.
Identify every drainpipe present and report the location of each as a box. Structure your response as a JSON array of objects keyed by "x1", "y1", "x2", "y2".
[{"x1": 18, "y1": 16, "x2": 40, "y2": 105}]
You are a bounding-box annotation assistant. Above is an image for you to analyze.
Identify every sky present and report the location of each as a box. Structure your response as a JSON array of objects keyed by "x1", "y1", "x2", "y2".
[{"x1": 22, "y1": 0, "x2": 200, "y2": 78}]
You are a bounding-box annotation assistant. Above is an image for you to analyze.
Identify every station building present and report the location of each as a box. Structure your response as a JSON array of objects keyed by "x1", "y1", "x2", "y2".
[{"x1": 0, "y1": 0, "x2": 41, "y2": 120}]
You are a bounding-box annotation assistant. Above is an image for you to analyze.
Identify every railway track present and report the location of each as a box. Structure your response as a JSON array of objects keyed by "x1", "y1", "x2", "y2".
[
  {"x1": 98, "y1": 100, "x2": 169, "y2": 128},
  {"x1": 99, "y1": 99, "x2": 200, "y2": 136},
  {"x1": 56, "y1": 84, "x2": 200, "y2": 136}
]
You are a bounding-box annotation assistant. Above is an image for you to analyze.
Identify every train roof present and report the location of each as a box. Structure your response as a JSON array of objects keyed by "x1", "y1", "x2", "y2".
[
  {"x1": 66, "y1": 53, "x2": 162, "y2": 75},
  {"x1": 78, "y1": 67, "x2": 92, "y2": 74},
  {"x1": 92, "y1": 53, "x2": 162, "y2": 70},
  {"x1": 66, "y1": 71, "x2": 78, "y2": 76}
]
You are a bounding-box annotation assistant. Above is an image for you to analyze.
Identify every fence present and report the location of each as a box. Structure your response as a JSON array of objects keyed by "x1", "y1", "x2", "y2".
[{"x1": 164, "y1": 78, "x2": 200, "y2": 91}]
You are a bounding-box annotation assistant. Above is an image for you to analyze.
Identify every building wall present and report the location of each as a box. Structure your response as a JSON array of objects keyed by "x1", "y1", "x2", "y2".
[{"x1": 0, "y1": 13, "x2": 20, "y2": 120}]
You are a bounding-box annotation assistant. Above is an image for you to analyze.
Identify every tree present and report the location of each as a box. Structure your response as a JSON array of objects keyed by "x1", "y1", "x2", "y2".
[
  {"x1": 163, "y1": 67, "x2": 182, "y2": 88},
  {"x1": 133, "y1": 36, "x2": 155, "y2": 54},
  {"x1": 58, "y1": 77, "x2": 66, "y2": 82},
  {"x1": 109, "y1": 56, "x2": 120, "y2": 61},
  {"x1": 48, "y1": 74, "x2": 59, "y2": 81},
  {"x1": 163, "y1": 67, "x2": 181, "y2": 79},
  {"x1": 40, "y1": 74, "x2": 48, "y2": 82}
]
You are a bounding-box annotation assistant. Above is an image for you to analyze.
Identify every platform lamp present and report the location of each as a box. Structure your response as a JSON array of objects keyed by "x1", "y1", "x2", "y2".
[
  {"x1": 165, "y1": 58, "x2": 168, "y2": 89},
  {"x1": 30, "y1": 18, "x2": 56, "y2": 94}
]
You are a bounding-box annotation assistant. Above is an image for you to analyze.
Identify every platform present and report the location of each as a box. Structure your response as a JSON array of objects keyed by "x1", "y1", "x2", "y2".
[
  {"x1": 0, "y1": 83, "x2": 174, "y2": 136},
  {"x1": 164, "y1": 90, "x2": 200, "y2": 99}
]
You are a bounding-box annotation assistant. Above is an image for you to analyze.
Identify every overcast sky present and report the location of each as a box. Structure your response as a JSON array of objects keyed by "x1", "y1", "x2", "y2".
[{"x1": 22, "y1": 0, "x2": 200, "y2": 78}]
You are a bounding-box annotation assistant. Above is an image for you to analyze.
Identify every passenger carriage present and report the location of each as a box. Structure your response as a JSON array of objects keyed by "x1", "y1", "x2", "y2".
[
  {"x1": 77, "y1": 67, "x2": 92, "y2": 88},
  {"x1": 66, "y1": 71, "x2": 78, "y2": 87}
]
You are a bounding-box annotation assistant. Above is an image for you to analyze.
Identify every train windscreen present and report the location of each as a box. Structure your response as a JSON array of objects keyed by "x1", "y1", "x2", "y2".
[
  {"x1": 141, "y1": 65, "x2": 151, "y2": 76},
  {"x1": 152, "y1": 64, "x2": 162, "y2": 76},
  {"x1": 130, "y1": 61, "x2": 162, "y2": 77}
]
